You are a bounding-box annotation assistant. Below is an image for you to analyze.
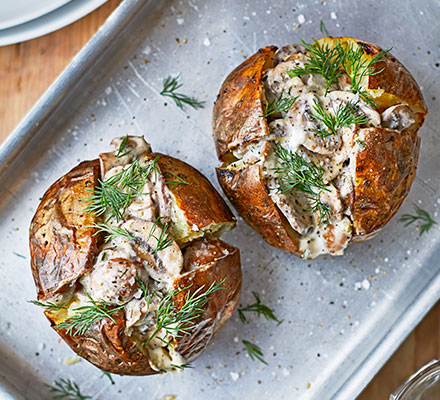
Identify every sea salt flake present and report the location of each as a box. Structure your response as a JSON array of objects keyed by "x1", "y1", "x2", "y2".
[
  {"x1": 230, "y1": 372, "x2": 239, "y2": 381},
  {"x1": 298, "y1": 14, "x2": 305, "y2": 24},
  {"x1": 330, "y1": 12, "x2": 337, "y2": 19},
  {"x1": 362, "y1": 279, "x2": 371, "y2": 290},
  {"x1": 203, "y1": 37, "x2": 211, "y2": 46}
]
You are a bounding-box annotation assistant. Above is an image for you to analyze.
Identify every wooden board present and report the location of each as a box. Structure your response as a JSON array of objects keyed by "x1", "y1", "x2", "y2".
[{"x1": 0, "y1": 1, "x2": 438, "y2": 398}]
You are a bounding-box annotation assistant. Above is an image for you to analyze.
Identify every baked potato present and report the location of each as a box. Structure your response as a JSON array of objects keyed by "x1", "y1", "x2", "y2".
[
  {"x1": 29, "y1": 136, "x2": 241, "y2": 375},
  {"x1": 213, "y1": 36, "x2": 427, "y2": 259}
]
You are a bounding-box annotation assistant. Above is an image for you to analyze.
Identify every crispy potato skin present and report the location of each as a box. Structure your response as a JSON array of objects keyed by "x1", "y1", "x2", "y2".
[
  {"x1": 213, "y1": 46, "x2": 277, "y2": 162},
  {"x1": 151, "y1": 153, "x2": 236, "y2": 232},
  {"x1": 213, "y1": 38, "x2": 427, "y2": 254},
  {"x1": 29, "y1": 160, "x2": 100, "y2": 299},
  {"x1": 30, "y1": 154, "x2": 241, "y2": 375},
  {"x1": 174, "y1": 239, "x2": 241, "y2": 361},
  {"x1": 45, "y1": 238, "x2": 240, "y2": 375},
  {"x1": 353, "y1": 128, "x2": 420, "y2": 239},
  {"x1": 53, "y1": 311, "x2": 156, "y2": 375},
  {"x1": 216, "y1": 163, "x2": 301, "y2": 256}
]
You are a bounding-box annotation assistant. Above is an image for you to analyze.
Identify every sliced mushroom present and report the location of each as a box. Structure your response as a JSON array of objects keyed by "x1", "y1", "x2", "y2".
[
  {"x1": 122, "y1": 218, "x2": 183, "y2": 283},
  {"x1": 381, "y1": 104, "x2": 415, "y2": 131},
  {"x1": 80, "y1": 255, "x2": 144, "y2": 305}
]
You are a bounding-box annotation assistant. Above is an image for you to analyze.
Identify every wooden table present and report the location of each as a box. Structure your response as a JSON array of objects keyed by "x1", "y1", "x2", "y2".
[{"x1": 0, "y1": 1, "x2": 438, "y2": 398}]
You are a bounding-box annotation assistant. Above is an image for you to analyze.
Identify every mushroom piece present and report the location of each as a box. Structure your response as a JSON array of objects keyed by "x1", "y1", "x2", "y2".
[{"x1": 381, "y1": 104, "x2": 415, "y2": 131}]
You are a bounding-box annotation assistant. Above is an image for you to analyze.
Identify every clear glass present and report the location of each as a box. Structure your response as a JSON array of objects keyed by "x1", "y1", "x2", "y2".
[{"x1": 390, "y1": 360, "x2": 440, "y2": 400}]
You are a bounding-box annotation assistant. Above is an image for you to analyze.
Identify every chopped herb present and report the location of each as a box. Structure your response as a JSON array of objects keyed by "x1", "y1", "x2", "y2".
[
  {"x1": 171, "y1": 363, "x2": 193, "y2": 371},
  {"x1": 29, "y1": 300, "x2": 67, "y2": 311},
  {"x1": 83, "y1": 157, "x2": 159, "y2": 222},
  {"x1": 238, "y1": 292, "x2": 282, "y2": 324},
  {"x1": 287, "y1": 39, "x2": 344, "y2": 94},
  {"x1": 147, "y1": 217, "x2": 174, "y2": 254},
  {"x1": 311, "y1": 100, "x2": 370, "y2": 137},
  {"x1": 145, "y1": 280, "x2": 225, "y2": 347},
  {"x1": 242, "y1": 340, "x2": 268, "y2": 365},
  {"x1": 319, "y1": 20, "x2": 329, "y2": 36},
  {"x1": 12, "y1": 251, "x2": 26, "y2": 259},
  {"x1": 119, "y1": 269, "x2": 128, "y2": 278},
  {"x1": 274, "y1": 144, "x2": 331, "y2": 224},
  {"x1": 136, "y1": 277, "x2": 157, "y2": 308},
  {"x1": 46, "y1": 378, "x2": 91, "y2": 400},
  {"x1": 115, "y1": 135, "x2": 132, "y2": 158},
  {"x1": 261, "y1": 94, "x2": 298, "y2": 118},
  {"x1": 355, "y1": 138, "x2": 366, "y2": 150},
  {"x1": 165, "y1": 172, "x2": 190, "y2": 189},
  {"x1": 56, "y1": 294, "x2": 124, "y2": 336},
  {"x1": 338, "y1": 42, "x2": 390, "y2": 107},
  {"x1": 89, "y1": 222, "x2": 135, "y2": 243},
  {"x1": 160, "y1": 75, "x2": 205, "y2": 111},
  {"x1": 399, "y1": 204, "x2": 437, "y2": 236},
  {"x1": 100, "y1": 372, "x2": 115, "y2": 385}
]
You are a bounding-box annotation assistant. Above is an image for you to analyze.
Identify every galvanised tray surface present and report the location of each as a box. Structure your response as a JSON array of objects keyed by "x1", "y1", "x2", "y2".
[{"x1": 0, "y1": 1, "x2": 439, "y2": 399}]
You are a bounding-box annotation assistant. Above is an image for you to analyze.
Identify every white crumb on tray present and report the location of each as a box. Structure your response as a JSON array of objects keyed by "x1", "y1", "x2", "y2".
[
  {"x1": 354, "y1": 282, "x2": 362, "y2": 290},
  {"x1": 230, "y1": 372, "x2": 239, "y2": 381},
  {"x1": 105, "y1": 87, "x2": 112, "y2": 95},
  {"x1": 362, "y1": 279, "x2": 371, "y2": 290},
  {"x1": 177, "y1": 18, "x2": 184, "y2": 25},
  {"x1": 297, "y1": 14, "x2": 305, "y2": 24},
  {"x1": 142, "y1": 45, "x2": 151, "y2": 55},
  {"x1": 203, "y1": 37, "x2": 211, "y2": 46},
  {"x1": 282, "y1": 368, "x2": 290, "y2": 376},
  {"x1": 330, "y1": 11, "x2": 337, "y2": 19}
]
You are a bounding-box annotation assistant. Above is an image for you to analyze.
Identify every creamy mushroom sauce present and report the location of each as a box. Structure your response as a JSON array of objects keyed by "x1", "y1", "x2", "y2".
[{"x1": 233, "y1": 44, "x2": 416, "y2": 258}]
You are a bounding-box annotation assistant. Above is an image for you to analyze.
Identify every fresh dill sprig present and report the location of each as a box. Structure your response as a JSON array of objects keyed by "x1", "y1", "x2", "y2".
[
  {"x1": 115, "y1": 135, "x2": 132, "y2": 158},
  {"x1": 83, "y1": 157, "x2": 160, "y2": 222},
  {"x1": 136, "y1": 277, "x2": 158, "y2": 308},
  {"x1": 238, "y1": 292, "x2": 282, "y2": 324},
  {"x1": 147, "y1": 217, "x2": 174, "y2": 254},
  {"x1": 165, "y1": 172, "x2": 190, "y2": 189},
  {"x1": 242, "y1": 340, "x2": 268, "y2": 365},
  {"x1": 261, "y1": 94, "x2": 298, "y2": 118},
  {"x1": 56, "y1": 295, "x2": 124, "y2": 336},
  {"x1": 89, "y1": 222, "x2": 135, "y2": 243},
  {"x1": 171, "y1": 363, "x2": 194, "y2": 371},
  {"x1": 28, "y1": 300, "x2": 67, "y2": 311},
  {"x1": 320, "y1": 20, "x2": 330, "y2": 36},
  {"x1": 145, "y1": 280, "x2": 225, "y2": 347},
  {"x1": 311, "y1": 100, "x2": 370, "y2": 137},
  {"x1": 274, "y1": 144, "x2": 331, "y2": 224},
  {"x1": 45, "y1": 378, "x2": 91, "y2": 400},
  {"x1": 399, "y1": 204, "x2": 437, "y2": 236},
  {"x1": 287, "y1": 39, "x2": 344, "y2": 94},
  {"x1": 160, "y1": 75, "x2": 205, "y2": 111},
  {"x1": 100, "y1": 372, "x2": 115, "y2": 385},
  {"x1": 338, "y1": 42, "x2": 390, "y2": 107}
]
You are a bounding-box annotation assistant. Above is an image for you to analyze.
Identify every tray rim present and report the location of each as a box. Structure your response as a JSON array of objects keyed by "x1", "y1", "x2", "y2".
[{"x1": 0, "y1": 1, "x2": 438, "y2": 399}]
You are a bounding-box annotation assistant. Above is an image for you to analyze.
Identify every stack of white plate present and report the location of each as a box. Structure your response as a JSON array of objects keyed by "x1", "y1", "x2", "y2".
[{"x1": 0, "y1": 0, "x2": 107, "y2": 46}]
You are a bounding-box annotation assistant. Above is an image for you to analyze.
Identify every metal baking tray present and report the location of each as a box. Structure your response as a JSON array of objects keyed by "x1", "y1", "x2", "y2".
[{"x1": 0, "y1": 1, "x2": 439, "y2": 399}]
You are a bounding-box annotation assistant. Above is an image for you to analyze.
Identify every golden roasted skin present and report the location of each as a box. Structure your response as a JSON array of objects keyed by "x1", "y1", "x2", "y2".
[
  {"x1": 216, "y1": 163, "x2": 301, "y2": 256},
  {"x1": 54, "y1": 310, "x2": 156, "y2": 375},
  {"x1": 29, "y1": 160, "x2": 100, "y2": 299},
  {"x1": 48, "y1": 239, "x2": 240, "y2": 375},
  {"x1": 30, "y1": 151, "x2": 241, "y2": 375},
  {"x1": 174, "y1": 239, "x2": 241, "y2": 361},
  {"x1": 213, "y1": 46, "x2": 277, "y2": 162},
  {"x1": 151, "y1": 153, "x2": 236, "y2": 240},
  {"x1": 212, "y1": 37, "x2": 427, "y2": 255},
  {"x1": 353, "y1": 127, "x2": 420, "y2": 239}
]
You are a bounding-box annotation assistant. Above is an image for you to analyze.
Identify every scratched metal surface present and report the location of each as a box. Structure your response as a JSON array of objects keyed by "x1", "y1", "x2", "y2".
[{"x1": 0, "y1": 1, "x2": 439, "y2": 399}]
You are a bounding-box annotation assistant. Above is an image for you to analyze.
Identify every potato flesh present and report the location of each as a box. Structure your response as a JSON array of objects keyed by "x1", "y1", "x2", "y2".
[{"x1": 233, "y1": 45, "x2": 416, "y2": 258}]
